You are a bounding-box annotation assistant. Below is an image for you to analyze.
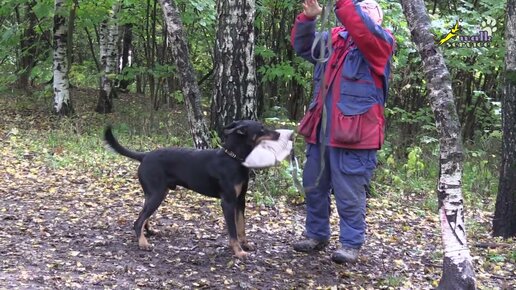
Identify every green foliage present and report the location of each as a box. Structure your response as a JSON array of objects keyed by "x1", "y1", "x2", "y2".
[
  {"x1": 404, "y1": 146, "x2": 425, "y2": 178},
  {"x1": 462, "y1": 133, "x2": 502, "y2": 205},
  {"x1": 258, "y1": 62, "x2": 295, "y2": 82},
  {"x1": 252, "y1": 161, "x2": 302, "y2": 206},
  {"x1": 69, "y1": 61, "x2": 100, "y2": 88},
  {"x1": 487, "y1": 253, "x2": 506, "y2": 263},
  {"x1": 373, "y1": 129, "x2": 501, "y2": 212},
  {"x1": 251, "y1": 117, "x2": 305, "y2": 205}
]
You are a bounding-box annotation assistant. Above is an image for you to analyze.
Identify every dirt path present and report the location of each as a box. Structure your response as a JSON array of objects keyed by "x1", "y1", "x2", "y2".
[{"x1": 0, "y1": 105, "x2": 514, "y2": 289}]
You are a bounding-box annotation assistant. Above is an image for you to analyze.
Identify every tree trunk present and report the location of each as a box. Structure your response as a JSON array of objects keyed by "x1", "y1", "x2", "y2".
[
  {"x1": 493, "y1": 0, "x2": 516, "y2": 238},
  {"x1": 53, "y1": 0, "x2": 73, "y2": 116},
  {"x1": 17, "y1": 0, "x2": 37, "y2": 89},
  {"x1": 95, "y1": 2, "x2": 120, "y2": 114},
  {"x1": 400, "y1": 1, "x2": 476, "y2": 289},
  {"x1": 158, "y1": 0, "x2": 210, "y2": 149},
  {"x1": 210, "y1": 0, "x2": 258, "y2": 137},
  {"x1": 67, "y1": 0, "x2": 78, "y2": 75},
  {"x1": 119, "y1": 24, "x2": 133, "y2": 91}
]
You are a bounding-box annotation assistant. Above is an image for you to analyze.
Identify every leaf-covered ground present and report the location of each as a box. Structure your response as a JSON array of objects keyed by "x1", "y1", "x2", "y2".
[{"x1": 0, "y1": 92, "x2": 514, "y2": 289}]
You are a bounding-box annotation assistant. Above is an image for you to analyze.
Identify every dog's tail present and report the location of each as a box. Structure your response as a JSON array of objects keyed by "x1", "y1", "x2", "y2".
[{"x1": 104, "y1": 126, "x2": 145, "y2": 162}]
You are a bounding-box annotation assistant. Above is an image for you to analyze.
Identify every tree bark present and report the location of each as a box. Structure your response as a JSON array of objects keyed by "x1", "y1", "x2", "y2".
[
  {"x1": 67, "y1": 0, "x2": 78, "y2": 75},
  {"x1": 210, "y1": 0, "x2": 258, "y2": 137},
  {"x1": 119, "y1": 24, "x2": 133, "y2": 91},
  {"x1": 53, "y1": 0, "x2": 73, "y2": 116},
  {"x1": 400, "y1": 1, "x2": 476, "y2": 289},
  {"x1": 17, "y1": 0, "x2": 38, "y2": 89},
  {"x1": 95, "y1": 2, "x2": 120, "y2": 114},
  {"x1": 493, "y1": 0, "x2": 516, "y2": 238},
  {"x1": 158, "y1": 0, "x2": 210, "y2": 149}
]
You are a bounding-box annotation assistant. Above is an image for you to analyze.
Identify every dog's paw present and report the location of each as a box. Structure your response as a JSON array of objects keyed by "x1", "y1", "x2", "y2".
[
  {"x1": 234, "y1": 250, "x2": 249, "y2": 259},
  {"x1": 138, "y1": 240, "x2": 154, "y2": 251},
  {"x1": 139, "y1": 244, "x2": 154, "y2": 251},
  {"x1": 241, "y1": 241, "x2": 255, "y2": 252}
]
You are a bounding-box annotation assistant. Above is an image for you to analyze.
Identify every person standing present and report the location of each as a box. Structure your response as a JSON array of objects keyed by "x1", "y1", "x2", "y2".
[{"x1": 291, "y1": 0, "x2": 395, "y2": 263}]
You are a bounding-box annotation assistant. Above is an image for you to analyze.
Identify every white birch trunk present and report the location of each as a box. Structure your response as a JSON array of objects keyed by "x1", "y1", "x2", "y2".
[
  {"x1": 96, "y1": 2, "x2": 120, "y2": 113},
  {"x1": 53, "y1": 0, "x2": 73, "y2": 115},
  {"x1": 211, "y1": 0, "x2": 258, "y2": 136},
  {"x1": 106, "y1": 3, "x2": 120, "y2": 76},
  {"x1": 400, "y1": 0, "x2": 476, "y2": 289}
]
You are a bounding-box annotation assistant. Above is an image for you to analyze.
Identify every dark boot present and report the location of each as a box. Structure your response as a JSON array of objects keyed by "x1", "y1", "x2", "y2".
[
  {"x1": 331, "y1": 246, "x2": 360, "y2": 264},
  {"x1": 293, "y1": 238, "x2": 329, "y2": 253}
]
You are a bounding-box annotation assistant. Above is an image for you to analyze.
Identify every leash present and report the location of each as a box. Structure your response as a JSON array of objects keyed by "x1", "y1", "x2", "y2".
[
  {"x1": 290, "y1": 134, "x2": 305, "y2": 194},
  {"x1": 290, "y1": 0, "x2": 335, "y2": 195},
  {"x1": 306, "y1": 0, "x2": 334, "y2": 194},
  {"x1": 310, "y1": 0, "x2": 334, "y2": 63}
]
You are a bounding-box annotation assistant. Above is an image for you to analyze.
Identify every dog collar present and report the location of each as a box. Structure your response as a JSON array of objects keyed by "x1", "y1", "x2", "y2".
[{"x1": 223, "y1": 148, "x2": 245, "y2": 162}]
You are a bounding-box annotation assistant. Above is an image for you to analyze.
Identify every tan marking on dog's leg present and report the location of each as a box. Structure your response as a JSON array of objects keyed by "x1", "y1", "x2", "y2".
[
  {"x1": 234, "y1": 183, "x2": 243, "y2": 198},
  {"x1": 230, "y1": 238, "x2": 247, "y2": 259},
  {"x1": 236, "y1": 209, "x2": 253, "y2": 251},
  {"x1": 139, "y1": 219, "x2": 152, "y2": 250},
  {"x1": 236, "y1": 209, "x2": 245, "y2": 241}
]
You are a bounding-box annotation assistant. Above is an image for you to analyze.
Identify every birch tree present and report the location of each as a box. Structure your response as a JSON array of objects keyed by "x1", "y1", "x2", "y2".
[
  {"x1": 95, "y1": 2, "x2": 120, "y2": 114},
  {"x1": 158, "y1": 0, "x2": 210, "y2": 149},
  {"x1": 493, "y1": 0, "x2": 516, "y2": 238},
  {"x1": 400, "y1": 0, "x2": 476, "y2": 289},
  {"x1": 210, "y1": 0, "x2": 258, "y2": 136},
  {"x1": 53, "y1": 0, "x2": 73, "y2": 116}
]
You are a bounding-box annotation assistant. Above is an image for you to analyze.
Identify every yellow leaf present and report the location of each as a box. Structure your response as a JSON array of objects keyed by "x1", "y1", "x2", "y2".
[{"x1": 69, "y1": 251, "x2": 80, "y2": 257}]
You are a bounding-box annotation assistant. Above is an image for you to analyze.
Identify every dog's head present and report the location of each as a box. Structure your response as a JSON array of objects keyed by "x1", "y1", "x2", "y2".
[{"x1": 223, "y1": 120, "x2": 280, "y2": 147}]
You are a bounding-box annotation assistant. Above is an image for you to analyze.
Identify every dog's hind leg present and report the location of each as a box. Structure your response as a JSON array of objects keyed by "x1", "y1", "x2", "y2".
[{"x1": 134, "y1": 182, "x2": 167, "y2": 251}]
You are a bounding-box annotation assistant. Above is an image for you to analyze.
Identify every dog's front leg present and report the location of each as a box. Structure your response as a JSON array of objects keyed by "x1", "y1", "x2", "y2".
[
  {"x1": 236, "y1": 183, "x2": 254, "y2": 251},
  {"x1": 221, "y1": 197, "x2": 247, "y2": 259}
]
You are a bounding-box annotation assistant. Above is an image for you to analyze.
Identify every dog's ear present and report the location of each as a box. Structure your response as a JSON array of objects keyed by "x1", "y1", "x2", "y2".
[{"x1": 223, "y1": 121, "x2": 247, "y2": 136}]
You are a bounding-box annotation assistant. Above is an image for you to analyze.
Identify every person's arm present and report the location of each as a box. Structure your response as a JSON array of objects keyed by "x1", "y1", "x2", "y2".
[
  {"x1": 335, "y1": 0, "x2": 394, "y2": 76},
  {"x1": 291, "y1": 0, "x2": 325, "y2": 64}
]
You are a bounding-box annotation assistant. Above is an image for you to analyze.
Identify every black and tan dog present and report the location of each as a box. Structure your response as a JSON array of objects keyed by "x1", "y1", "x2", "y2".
[{"x1": 104, "y1": 120, "x2": 279, "y2": 258}]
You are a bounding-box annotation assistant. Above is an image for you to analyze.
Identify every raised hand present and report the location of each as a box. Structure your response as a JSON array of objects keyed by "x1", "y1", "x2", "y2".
[{"x1": 302, "y1": 0, "x2": 323, "y2": 18}]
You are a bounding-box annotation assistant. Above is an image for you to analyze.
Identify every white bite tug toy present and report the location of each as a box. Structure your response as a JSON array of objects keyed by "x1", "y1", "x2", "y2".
[{"x1": 242, "y1": 129, "x2": 294, "y2": 169}]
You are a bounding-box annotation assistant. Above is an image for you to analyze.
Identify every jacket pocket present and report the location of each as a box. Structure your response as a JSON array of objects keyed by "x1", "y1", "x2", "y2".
[
  {"x1": 298, "y1": 102, "x2": 317, "y2": 137},
  {"x1": 338, "y1": 83, "x2": 376, "y2": 115},
  {"x1": 334, "y1": 113, "x2": 362, "y2": 144}
]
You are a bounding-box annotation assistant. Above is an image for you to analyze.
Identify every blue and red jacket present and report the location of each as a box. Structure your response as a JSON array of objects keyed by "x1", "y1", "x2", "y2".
[{"x1": 291, "y1": 0, "x2": 395, "y2": 149}]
